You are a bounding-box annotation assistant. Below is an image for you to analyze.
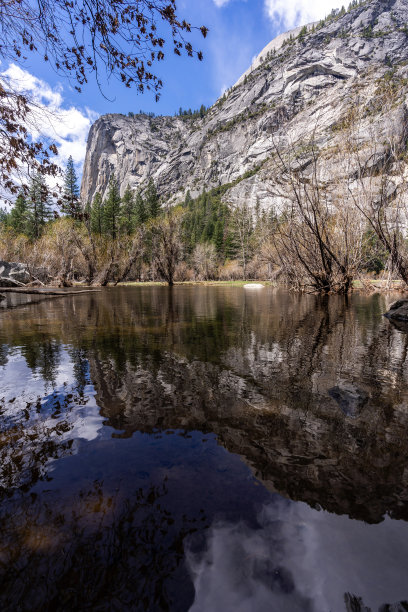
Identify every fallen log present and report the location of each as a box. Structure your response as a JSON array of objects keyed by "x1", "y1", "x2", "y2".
[
  {"x1": 0, "y1": 288, "x2": 101, "y2": 295},
  {"x1": 0, "y1": 277, "x2": 26, "y2": 288},
  {"x1": 0, "y1": 287, "x2": 102, "y2": 311}
]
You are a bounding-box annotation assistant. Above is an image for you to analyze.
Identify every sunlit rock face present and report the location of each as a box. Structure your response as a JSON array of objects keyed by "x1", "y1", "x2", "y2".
[{"x1": 81, "y1": 0, "x2": 408, "y2": 210}]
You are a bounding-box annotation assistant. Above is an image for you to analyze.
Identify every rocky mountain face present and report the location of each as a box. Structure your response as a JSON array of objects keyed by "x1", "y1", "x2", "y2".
[{"x1": 81, "y1": 0, "x2": 408, "y2": 210}]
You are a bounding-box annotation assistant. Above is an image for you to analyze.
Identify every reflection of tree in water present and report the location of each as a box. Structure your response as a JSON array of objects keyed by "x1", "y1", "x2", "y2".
[
  {"x1": 0, "y1": 478, "x2": 207, "y2": 611},
  {"x1": 0, "y1": 342, "x2": 96, "y2": 497},
  {"x1": 0, "y1": 390, "x2": 79, "y2": 493},
  {"x1": 20, "y1": 338, "x2": 62, "y2": 386},
  {"x1": 0, "y1": 343, "x2": 8, "y2": 367},
  {"x1": 2, "y1": 289, "x2": 408, "y2": 608},
  {"x1": 2, "y1": 289, "x2": 408, "y2": 525},
  {"x1": 82, "y1": 292, "x2": 408, "y2": 524},
  {"x1": 69, "y1": 347, "x2": 91, "y2": 395}
]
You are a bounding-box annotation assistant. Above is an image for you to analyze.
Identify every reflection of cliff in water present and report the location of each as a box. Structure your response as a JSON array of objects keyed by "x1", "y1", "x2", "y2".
[
  {"x1": 84, "y1": 289, "x2": 408, "y2": 525},
  {"x1": 1, "y1": 287, "x2": 408, "y2": 523}
]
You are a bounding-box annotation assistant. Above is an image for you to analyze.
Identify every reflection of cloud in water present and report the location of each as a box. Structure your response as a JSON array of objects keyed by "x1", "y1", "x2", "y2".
[
  {"x1": 0, "y1": 348, "x2": 104, "y2": 490},
  {"x1": 0, "y1": 349, "x2": 103, "y2": 442},
  {"x1": 187, "y1": 498, "x2": 408, "y2": 612}
]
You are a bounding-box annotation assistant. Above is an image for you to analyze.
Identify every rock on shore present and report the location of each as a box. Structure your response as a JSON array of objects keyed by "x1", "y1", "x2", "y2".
[
  {"x1": 0, "y1": 261, "x2": 30, "y2": 287},
  {"x1": 384, "y1": 299, "x2": 408, "y2": 321}
]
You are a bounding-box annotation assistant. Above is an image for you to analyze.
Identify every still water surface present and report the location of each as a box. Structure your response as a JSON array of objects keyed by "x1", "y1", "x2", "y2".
[{"x1": 1, "y1": 287, "x2": 408, "y2": 611}]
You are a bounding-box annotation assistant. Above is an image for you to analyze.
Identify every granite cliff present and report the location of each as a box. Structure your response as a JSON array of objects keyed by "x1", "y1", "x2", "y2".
[{"x1": 81, "y1": 0, "x2": 408, "y2": 210}]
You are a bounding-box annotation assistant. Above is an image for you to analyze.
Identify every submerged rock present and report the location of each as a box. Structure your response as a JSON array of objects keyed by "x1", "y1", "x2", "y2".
[
  {"x1": 384, "y1": 299, "x2": 408, "y2": 322},
  {"x1": 328, "y1": 381, "x2": 369, "y2": 418}
]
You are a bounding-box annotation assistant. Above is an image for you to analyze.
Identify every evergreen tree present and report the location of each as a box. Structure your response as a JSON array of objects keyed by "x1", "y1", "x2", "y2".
[
  {"x1": 0, "y1": 207, "x2": 8, "y2": 227},
  {"x1": 90, "y1": 193, "x2": 104, "y2": 235},
  {"x1": 28, "y1": 172, "x2": 53, "y2": 238},
  {"x1": 102, "y1": 175, "x2": 121, "y2": 239},
  {"x1": 181, "y1": 188, "x2": 231, "y2": 259},
  {"x1": 134, "y1": 190, "x2": 147, "y2": 225},
  {"x1": 145, "y1": 178, "x2": 160, "y2": 219},
  {"x1": 224, "y1": 228, "x2": 239, "y2": 260},
  {"x1": 8, "y1": 192, "x2": 30, "y2": 234},
  {"x1": 214, "y1": 218, "x2": 225, "y2": 255},
  {"x1": 184, "y1": 190, "x2": 193, "y2": 208},
  {"x1": 84, "y1": 199, "x2": 91, "y2": 222},
  {"x1": 120, "y1": 185, "x2": 135, "y2": 235},
  {"x1": 62, "y1": 156, "x2": 81, "y2": 218}
]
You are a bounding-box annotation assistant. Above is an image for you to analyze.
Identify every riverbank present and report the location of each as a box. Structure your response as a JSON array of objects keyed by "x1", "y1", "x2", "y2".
[
  {"x1": 1, "y1": 278, "x2": 406, "y2": 297},
  {"x1": 117, "y1": 279, "x2": 407, "y2": 291}
]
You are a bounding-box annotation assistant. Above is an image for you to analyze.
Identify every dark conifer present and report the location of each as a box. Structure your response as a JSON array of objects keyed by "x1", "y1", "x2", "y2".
[
  {"x1": 102, "y1": 175, "x2": 121, "y2": 239},
  {"x1": 135, "y1": 191, "x2": 147, "y2": 225},
  {"x1": 90, "y1": 193, "x2": 104, "y2": 235},
  {"x1": 145, "y1": 179, "x2": 160, "y2": 219},
  {"x1": 214, "y1": 218, "x2": 224, "y2": 255},
  {"x1": 8, "y1": 193, "x2": 30, "y2": 234},
  {"x1": 62, "y1": 156, "x2": 81, "y2": 218},
  {"x1": 120, "y1": 185, "x2": 135, "y2": 235},
  {"x1": 28, "y1": 172, "x2": 53, "y2": 238}
]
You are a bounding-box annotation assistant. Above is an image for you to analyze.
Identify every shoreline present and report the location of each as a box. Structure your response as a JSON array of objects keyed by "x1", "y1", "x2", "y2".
[{"x1": 1, "y1": 279, "x2": 407, "y2": 294}]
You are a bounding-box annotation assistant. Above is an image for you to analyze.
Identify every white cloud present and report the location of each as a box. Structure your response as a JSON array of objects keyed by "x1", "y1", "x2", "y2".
[
  {"x1": 264, "y1": 0, "x2": 342, "y2": 29},
  {"x1": 213, "y1": 0, "x2": 231, "y2": 6},
  {"x1": 0, "y1": 64, "x2": 98, "y2": 171},
  {"x1": 206, "y1": 11, "x2": 256, "y2": 100}
]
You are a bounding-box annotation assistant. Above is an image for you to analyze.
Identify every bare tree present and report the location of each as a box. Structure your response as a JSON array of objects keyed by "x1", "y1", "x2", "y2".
[
  {"x1": 340, "y1": 90, "x2": 408, "y2": 286},
  {"x1": 150, "y1": 207, "x2": 183, "y2": 286},
  {"x1": 192, "y1": 242, "x2": 217, "y2": 280},
  {"x1": 268, "y1": 128, "x2": 365, "y2": 293},
  {"x1": 113, "y1": 228, "x2": 146, "y2": 286}
]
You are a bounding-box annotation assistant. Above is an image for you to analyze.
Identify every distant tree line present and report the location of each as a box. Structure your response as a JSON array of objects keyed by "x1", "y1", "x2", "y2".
[
  {"x1": 0, "y1": 158, "x2": 280, "y2": 286},
  {"x1": 127, "y1": 105, "x2": 209, "y2": 121}
]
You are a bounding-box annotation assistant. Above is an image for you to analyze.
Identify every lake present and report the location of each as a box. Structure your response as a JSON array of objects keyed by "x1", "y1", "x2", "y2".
[{"x1": 0, "y1": 286, "x2": 408, "y2": 611}]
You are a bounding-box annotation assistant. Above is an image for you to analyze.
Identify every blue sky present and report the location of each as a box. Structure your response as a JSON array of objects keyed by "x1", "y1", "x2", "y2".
[{"x1": 1, "y1": 0, "x2": 342, "y2": 174}]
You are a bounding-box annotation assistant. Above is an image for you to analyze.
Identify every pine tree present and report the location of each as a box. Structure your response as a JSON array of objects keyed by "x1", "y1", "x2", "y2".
[
  {"x1": 120, "y1": 185, "x2": 135, "y2": 235},
  {"x1": 102, "y1": 175, "x2": 121, "y2": 239},
  {"x1": 28, "y1": 172, "x2": 53, "y2": 238},
  {"x1": 8, "y1": 193, "x2": 30, "y2": 234},
  {"x1": 0, "y1": 207, "x2": 8, "y2": 227},
  {"x1": 145, "y1": 178, "x2": 160, "y2": 219},
  {"x1": 62, "y1": 156, "x2": 81, "y2": 218},
  {"x1": 90, "y1": 193, "x2": 104, "y2": 235},
  {"x1": 134, "y1": 191, "x2": 147, "y2": 225},
  {"x1": 214, "y1": 218, "x2": 224, "y2": 255},
  {"x1": 184, "y1": 190, "x2": 193, "y2": 208}
]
